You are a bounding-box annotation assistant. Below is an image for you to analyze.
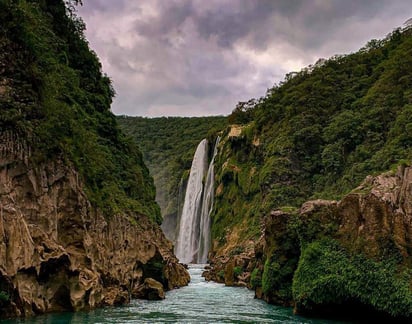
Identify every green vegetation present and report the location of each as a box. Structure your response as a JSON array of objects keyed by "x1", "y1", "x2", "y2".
[
  {"x1": 250, "y1": 268, "x2": 261, "y2": 289},
  {"x1": 258, "y1": 207, "x2": 412, "y2": 318},
  {"x1": 0, "y1": 291, "x2": 9, "y2": 303},
  {"x1": 0, "y1": 1, "x2": 159, "y2": 222},
  {"x1": 260, "y1": 214, "x2": 300, "y2": 304},
  {"x1": 212, "y1": 26, "x2": 412, "y2": 319},
  {"x1": 293, "y1": 239, "x2": 412, "y2": 318},
  {"x1": 233, "y1": 266, "x2": 243, "y2": 278},
  {"x1": 212, "y1": 26, "x2": 412, "y2": 242},
  {"x1": 217, "y1": 270, "x2": 225, "y2": 281},
  {"x1": 117, "y1": 116, "x2": 227, "y2": 217}
]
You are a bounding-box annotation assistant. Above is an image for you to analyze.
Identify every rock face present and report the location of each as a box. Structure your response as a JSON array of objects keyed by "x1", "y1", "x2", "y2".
[
  {"x1": 202, "y1": 237, "x2": 257, "y2": 288},
  {"x1": 206, "y1": 165, "x2": 412, "y2": 319},
  {"x1": 337, "y1": 166, "x2": 412, "y2": 261},
  {"x1": 0, "y1": 137, "x2": 190, "y2": 318},
  {"x1": 297, "y1": 165, "x2": 412, "y2": 264},
  {"x1": 134, "y1": 278, "x2": 165, "y2": 300}
]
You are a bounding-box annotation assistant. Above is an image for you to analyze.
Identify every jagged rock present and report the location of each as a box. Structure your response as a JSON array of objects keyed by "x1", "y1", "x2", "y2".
[
  {"x1": 164, "y1": 261, "x2": 190, "y2": 289},
  {"x1": 224, "y1": 259, "x2": 235, "y2": 286},
  {"x1": 0, "y1": 143, "x2": 189, "y2": 319},
  {"x1": 298, "y1": 166, "x2": 412, "y2": 262},
  {"x1": 134, "y1": 278, "x2": 165, "y2": 300},
  {"x1": 204, "y1": 240, "x2": 256, "y2": 287},
  {"x1": 206, "y1": 165, "x2": 412, "y2": 320},
  {"x1": 101, "y1": 287, "x2": 129, "y2": 306},
  {"x1": 336, "y1": 166, "x2": 412, "y2": 260}
]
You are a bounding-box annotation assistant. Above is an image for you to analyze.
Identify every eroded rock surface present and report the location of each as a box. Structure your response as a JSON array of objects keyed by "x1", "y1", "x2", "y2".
[
  {"x1": 134, "y1": 278, "x2": 165, "y2": 300},
  {"x1": 206, "y1": 165, "x2": 412, "y2": 316},
  {"x1": 0, "y1": 137, "x2": 190, "y2": 318}
]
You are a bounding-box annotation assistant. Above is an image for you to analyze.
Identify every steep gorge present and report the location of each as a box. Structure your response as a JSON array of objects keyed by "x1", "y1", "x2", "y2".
[
  {"x1": 117, "y1": 116, "x2": 227, "y2": 242},
  {"x1": 117, "y1": 25, "x2": 412, "y2": 320}
]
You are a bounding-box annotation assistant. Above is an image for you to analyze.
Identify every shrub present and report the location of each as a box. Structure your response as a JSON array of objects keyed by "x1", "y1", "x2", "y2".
[
  {"x1": 250, "y1": 268, "x2": 262, "y2": 289},
  {"x1": 217, "y1": 270, "x2": 225, "y2": 280},
  {"x1": 233, "y1": 266, "x2": 243, "y2": 278},
  {"x1": 293, "y1": 239, "x2": 412, "y2": 318}
]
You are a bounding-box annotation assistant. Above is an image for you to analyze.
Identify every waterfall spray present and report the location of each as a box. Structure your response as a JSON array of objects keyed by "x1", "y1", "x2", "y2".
[
  {"x1": 175, "y1": 137, "x2": 220, "y2": 264},
  {"x1": 175, "y1": 139, "x2": 208, "y2": 264},
  {"x1": 198, "y1": 136, "x2": 220, "y2": 263}
]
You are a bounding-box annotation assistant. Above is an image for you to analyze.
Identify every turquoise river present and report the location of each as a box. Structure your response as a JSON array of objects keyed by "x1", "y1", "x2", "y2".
[{"x1": 4, "y1": 265, "x2": 352, "y2": 323}]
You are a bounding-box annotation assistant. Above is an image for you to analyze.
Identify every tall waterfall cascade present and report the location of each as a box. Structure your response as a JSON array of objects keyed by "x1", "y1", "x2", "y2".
[
  {"x1": 175, "y1": 137, "x2": 220, "y2": 264},
  {"x1": 198, "y1": 136, "x2": 220, "y2": 263}
]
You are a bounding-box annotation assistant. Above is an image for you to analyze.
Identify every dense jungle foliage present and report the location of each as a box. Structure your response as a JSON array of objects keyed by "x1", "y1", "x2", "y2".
[
  {"x1": 0, "y1": 0, "x2": 160, "y2": 223},
  {"x1": 213, "y1": 25, "x2": 412, "y2": 319},
  {"x1": 117, "y1": 116, "x2": 227, "y2": 217},
  {"x1": 213, "y1": 26, "x2": 412, "y2": 242}
]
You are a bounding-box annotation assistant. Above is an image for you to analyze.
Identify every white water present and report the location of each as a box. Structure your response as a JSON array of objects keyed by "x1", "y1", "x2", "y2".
[
  {"x1": 175, "y1": 139, "x2": 208, "y2": 263},
  {"x1": 198, "y1": 136, "x2": 220, "y2": 263}
]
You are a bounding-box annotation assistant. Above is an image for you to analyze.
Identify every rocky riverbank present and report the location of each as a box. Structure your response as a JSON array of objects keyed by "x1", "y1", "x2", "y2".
[{"x1": 204, "y1": 164, "x2": 412, "y2": 320}]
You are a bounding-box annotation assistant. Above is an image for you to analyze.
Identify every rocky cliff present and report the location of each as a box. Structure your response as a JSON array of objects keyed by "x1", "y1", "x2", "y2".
[
  {"x1": 204, "y1": 27, "x2": 412, "y2": 320},
  {"x1": 205, "y1": 164, "x2": 412, "y2": 320},
  {"x1": 0, "y1": 134, "x2": 189, "y2": 318},
  {"x1": 0, "y1": 1, "x2": 189, "y2": 319}
]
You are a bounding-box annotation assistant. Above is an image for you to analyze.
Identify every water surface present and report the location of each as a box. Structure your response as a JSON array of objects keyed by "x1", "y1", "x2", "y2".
[{"x1": 5, "y1": 264, "x2": 349, "y2": 323}]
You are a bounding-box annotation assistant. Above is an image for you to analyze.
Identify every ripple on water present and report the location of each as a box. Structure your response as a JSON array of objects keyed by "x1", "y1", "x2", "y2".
[{"x1": 3, "y1": 265, "x2": 352, "y2": 324}]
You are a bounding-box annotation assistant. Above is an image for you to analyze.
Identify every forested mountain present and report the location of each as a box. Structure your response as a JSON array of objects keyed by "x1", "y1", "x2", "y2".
[
  {"x1": 117, "y1": 116, "x2": 227, "y2": 222},
  {"x1": 212, "y1": 26, "x2": 412, "y2": 242},
  {"x1": 0, "y1": 0, "x2": 188, "y2": 318},
  {"x1": 0, "y1": 0, "x2": 160, "y2": 222},
  {"x1": 204, "y1": 26, "x2": 412, "y2": 320}
]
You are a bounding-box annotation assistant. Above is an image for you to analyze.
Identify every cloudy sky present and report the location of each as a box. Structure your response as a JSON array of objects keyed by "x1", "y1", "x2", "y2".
[{"x1": 77, "y1": 0, "x2": 411, "y2": 117}]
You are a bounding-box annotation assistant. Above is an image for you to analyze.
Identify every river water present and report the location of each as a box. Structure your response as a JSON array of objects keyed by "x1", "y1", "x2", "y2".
[{"x1": 5, "y1": 265, "x2": 348, "y2": 324}]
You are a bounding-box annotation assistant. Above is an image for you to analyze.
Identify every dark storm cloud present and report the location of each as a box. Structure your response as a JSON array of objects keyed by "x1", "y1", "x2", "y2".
[
  {"x1": 133, "y1": 0, "x2": 393, "y2": 50},
  {"x1": 77, "y1": 0, "x2": 412, "y2": 116}
]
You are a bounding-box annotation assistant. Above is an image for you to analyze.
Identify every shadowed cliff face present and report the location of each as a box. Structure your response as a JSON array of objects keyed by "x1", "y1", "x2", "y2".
[{"x1": 0, "y1": 133, "x2": 189, "y2": 318}]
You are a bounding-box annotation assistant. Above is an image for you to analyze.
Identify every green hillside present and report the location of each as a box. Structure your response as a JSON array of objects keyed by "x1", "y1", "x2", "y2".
[
  {"x1": 213, "y1": 26, "x2": 412, "y2": 243},
  {"x1": 117, "y1": 116, "x2": 227, "y2": 219},
  {"x1": 0, "y1": 0, "x2": 160, "y2": 223},
  {"x1": 207, "y1": 26, "x2": 412, "y2": 319}
]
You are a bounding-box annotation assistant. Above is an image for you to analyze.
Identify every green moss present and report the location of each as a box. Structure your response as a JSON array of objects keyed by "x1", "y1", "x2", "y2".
[
  {"x1": 217, "y1": 270, "x2": 225, "y2": 280},
  {"x1": 0, "y1": 291, "x2": 9, "y2": 303},
  {"x1": 279, "y1": 206, "x2": 298, "y2": 213},
  {"x1": 262, "y1": 256, "x2": 296, "y2": 302},
  {"x1": 293, "y1": 239, "x2": 412, "y2": 318},
  {"x1": 229, "y1": 246, "x2": 244, "y2": 256},
  {"x1": 233, "y1": 266, "x2": 243, "y2": 278},
  {"x1": 250, "y1": 268, "x2": 262, "y2": 289}
]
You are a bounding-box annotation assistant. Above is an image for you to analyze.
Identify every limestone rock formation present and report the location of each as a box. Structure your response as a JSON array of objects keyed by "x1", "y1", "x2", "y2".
[
  {"x1": 298, "y1": 165, "x2": 412, "y2": 263},
  {"x1": 206, "y1": 165, "x2": 412, "y2": 319},
  {"x1": 134, "y1": 278, "x2": 165, "y2": 300},
  {"x1": 0, "y1": 140, "x2": 190, "y2": 318}
]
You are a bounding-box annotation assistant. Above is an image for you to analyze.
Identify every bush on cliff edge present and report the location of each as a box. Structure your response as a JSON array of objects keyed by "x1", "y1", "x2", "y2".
[{"x1": 292, "y1": 239, "x2": 412, "y2": 319}]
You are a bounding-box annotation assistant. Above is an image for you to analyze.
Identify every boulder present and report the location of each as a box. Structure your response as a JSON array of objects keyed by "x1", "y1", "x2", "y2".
[{"x1": 134, "y1": 278, "x2": 165, "y2": 300}]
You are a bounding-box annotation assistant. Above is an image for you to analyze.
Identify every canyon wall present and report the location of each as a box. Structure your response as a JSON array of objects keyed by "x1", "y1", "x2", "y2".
[{"x1": 0, "y1": 134, "x2": 189, "y2": 318}]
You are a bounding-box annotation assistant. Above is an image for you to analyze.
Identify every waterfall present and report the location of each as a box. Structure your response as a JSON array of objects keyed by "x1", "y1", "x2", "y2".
[
  {"x1": 175, "y1": 139, "x2": 208, "y2": 264},
  {"x1": 198, "y1": 136, "x2": 220, "y2": 263},
  {"x1": 175, "y1": 137, "x2": 220, "y2": 264}
]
